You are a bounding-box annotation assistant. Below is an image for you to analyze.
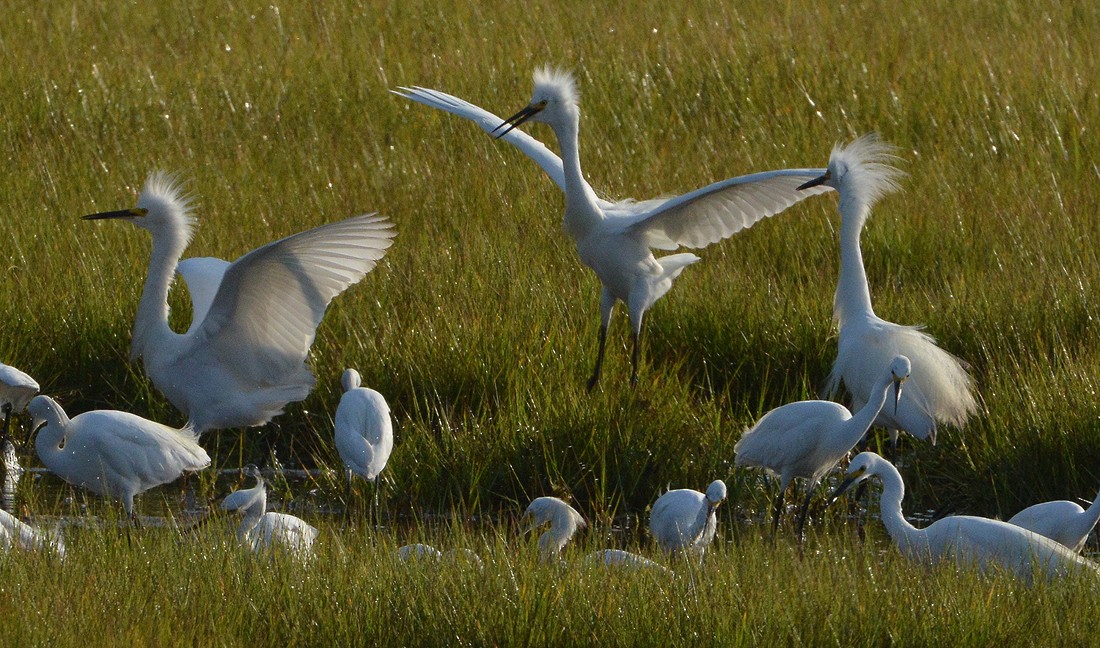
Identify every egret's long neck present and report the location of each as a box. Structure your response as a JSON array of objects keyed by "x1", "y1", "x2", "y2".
[
  {"x1": 842, "y1": 374, "x2": 894, "y2": 446},
  {"x1": 551, "y1": 108, "x2": 604, "y2": 241},
  {"x1": 691, "y1": 502, "x2": 716, "y2": 546},
  {"x1": 875, "y1": 462, "x2": 921, "y2": 553},
  {"x1": 33, "y1": 404, "x2": 70, "y2": 469},
  {"x1": 834, "y1": 194, "x2": 875, "y2": 326},
  {"x1": 132, "y1": 227, "x2": 187, "y2": 361},
  {"x1": 238, "y1": 482, "x2": 267, "y2": 541},
  {"x1": 1082, "y1": 488, "x2": 1100, "y2": 530}
]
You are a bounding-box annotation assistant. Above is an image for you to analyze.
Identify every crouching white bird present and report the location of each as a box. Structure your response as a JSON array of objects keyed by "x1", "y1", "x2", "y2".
[
  {"x1": 735, "y1": 355, "x2": 911, "y2": 540},
  {"x1": 829, "y1": 452, "x2": 1099, "y2": 583},
  {"x1": 584, "y1": 549, "x2": 669, "y2": 572},
  {"x1": 83, "y1": 172, "x2": 397, "y2": 434},
  {"x1": 0, "y1": 508, "x2": 65, "y2": 557},
  {"x1": 220, "y1": 464, "x2": 318, "y2": 558},
  {"x1": 396, "y1": 69, "x2": 832, "y2": 390},
  {"x1": 334, "y1": 368, "x2": 393, "y2": 519},
  {"x1": 0, "y1": 362, "x2": 38, "y2": 444},
  {"x1": 28, "y1": 395, "x2": 210, "y2": 522},
  {"x1": 798, "y1": 135, "x2": 977, "y2": 447},
  {"x1": 1008, "y1": 487, "x2": 1100, "y2": 553},
  {"x1": 522, "y1": 496, "x2": 586, "y2": 562},
  {"x1": 649, "y1": 479, "x2": 727, "y2": 558}
]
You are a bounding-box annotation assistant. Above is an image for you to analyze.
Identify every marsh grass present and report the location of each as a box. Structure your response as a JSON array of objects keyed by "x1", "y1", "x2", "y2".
[{"x1": 1, "y1": 0, "x2": 1100, "y2": 640}]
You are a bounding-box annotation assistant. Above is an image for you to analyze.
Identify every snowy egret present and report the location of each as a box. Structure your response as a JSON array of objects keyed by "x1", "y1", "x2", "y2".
[
  {"x1": 798, "y1": 135, "x2": 976, "y2": 446},
  {"x1": 220, "y1": 464, "x2": 318, "y2": 557},
  {"x1": 649, "y1": 479, "x2": 726, "y2": 557},
  {"x1": 1007, "y1": 488, "x2": 1100, "y2": 553},
  {"x1": 28, "y1": 395, "x2": 210, "y2": 522},
  {"x1": 585, "y1": 549, "x2": 669, "y2": 572},
  {"x1": 829, "y1": 452, "x2": 1099, "y2": 582},
  {"x1": 334, "y1": 368, "x2": 393, "y2": 521},
  {"x1": 522, "y1": 496, "x2": 586, "y2": 561},
  {"x1": 735, "y1": 355, "x2": 911, "y2": 540},
  {"x1": 83, "y1": 173, "x2": 396, "y2": 433},
  {"x1": 0, "y1": 508, "x2": 64, "y2": 557},
  {"x1": 0, "y1": 362, "x2": 38, "y2": 446},
  {"x1": 396, "y1": 70, "x2": 833, "y2": 389}
]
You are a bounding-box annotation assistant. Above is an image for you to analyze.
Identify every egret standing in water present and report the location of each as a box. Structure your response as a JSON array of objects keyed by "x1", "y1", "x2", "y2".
[
  {"x1": 221, "y1": 464, "x2": 318, "y2": 558},
  {"x1": 798, "y1": 135, "x2": 977, "y2": 447},
  {"x1": 521, "y1": 496, "x2": 586, "y2": 562},
  {"x1": 649, "y1": 479, "x2": 726, "y2": 558},
  {"x1": 736, "y1": 355, "x2": 910, "y2": 541},
  {"x1": 829, "y1": 452, "x2": 1098, "y2": 583},
  {"x1": 1008, "y1": 488, "x2": 1100, "y2": 553},
  {"x1": 83, "y1": 173, "x2": 396, "y2": 434},
  {"x1": 28, "y1": 395, "x2": 210, "y2": 522},
  {"x1": 334, "y1": 368, "x2": 393, "y2": 523},
  {"x1": 396, "y1": 69, "x2": 833, "y2": 389},
  {"x1": 0, "y1": 362, "x2": 38, "y2": 446}
]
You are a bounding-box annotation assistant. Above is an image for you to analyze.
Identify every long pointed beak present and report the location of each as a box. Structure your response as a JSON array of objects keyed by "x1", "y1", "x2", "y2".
[
  {"x1": 83, "y1": 207, "x2": 146, "y2": 220},
  {"x1": 892, "y1": 378, "x2": 904, "y2": 416},
  {"x1": 797, "y1": 173, "x2": 829, "y2": 190},
  {"x1": 826, "y1": 474, "x2": 862, "y2": 507},
  {"x1": 24, "y1": 420, "x2": 45, "y2": 449},
  {"x1": 492, "y1": 103, "x2": 544, "y2": 139}
]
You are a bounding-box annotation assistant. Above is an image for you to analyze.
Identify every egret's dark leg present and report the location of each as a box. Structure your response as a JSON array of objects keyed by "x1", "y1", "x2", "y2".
[
  {"x1": 630, "y1": 325, "x2": 643, "y2": 388},
  {"x1": 795, "y1": 486, "x2": 815, "y2": 545},
  {"x1": 587, "y1": 324, "x2": 608, "y2": 393},
  {"x1": 770, "y1": 488, "x2": 786, "y2": 544},
  {"x1": 0, "y1": 404, "x2": 11, "y2": 447},
  {"x1": 343, "y1": 469, "x2": 353, "y2": 525},
  {"x1": 372, "y1": 475, "x2": 381, "y2": 530}
]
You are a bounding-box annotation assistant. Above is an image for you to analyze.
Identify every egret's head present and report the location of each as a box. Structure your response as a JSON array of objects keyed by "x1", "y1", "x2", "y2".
[
  {"x1": 341, "y1": 368, "x2": 362, "y2": 392},
  {"x1": 83, "y1": 172, "x2": 196, "y2": 242},
  {"x1": 705, "y1": 480, "x2": 728, "y2": 508},
  {"x1": 826, "y1": 452, "x2": 883, "y2": 506},
  {"x1": 797, "y1": 134, "x2": 904, "y2": 208},
  {"x1": 493, "y1": 66, "x2": 578, "y2": 138},
  {"x1": 521, "y1": 496, "x2": 586, "y2": 535},
  {"x1": 888, "y1": 355, "x2": 911, "y2": 415}
]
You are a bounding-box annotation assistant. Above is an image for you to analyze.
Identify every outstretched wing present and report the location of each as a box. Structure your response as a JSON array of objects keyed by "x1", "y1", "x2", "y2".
[
  {"x1": 177, "y1": 257, "x2": 231, "y2": 334},
  {"x1": 192, "y1": 214, "x2": 396, "y2": 382},
  {"x1": 620, "y1": 169, "x2": 833, "y2": 250},
  {"x1": 393, "y1": 85, "x2": 612, "y2": 208}
]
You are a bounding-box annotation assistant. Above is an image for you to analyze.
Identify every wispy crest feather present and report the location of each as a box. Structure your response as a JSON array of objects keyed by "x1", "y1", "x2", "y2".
[
  {"x1": 138, "y1": 171, "x2": 197, "y2": 245},
  {"x1": 829, "y1": 133, "x2": 905, "y2": 212},
  {"x1": 533, "y1": 66, "x2": 579, "y2": 107}
]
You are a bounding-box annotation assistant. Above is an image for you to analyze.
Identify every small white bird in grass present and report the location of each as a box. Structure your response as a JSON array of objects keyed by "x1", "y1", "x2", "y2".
[
  {"x1": 334, "y1": 368, "x2": 393, "y2": 521},
  {"x1": 584, "y1": 548, "x2": 669, "y2": 572},
  {"x1": 522, "y1": 496, "x2": 586, "y2": 562},
  {"x1": 0, "y1": 362, "x2": 38, "y2": 444},
  {"x1": 396, "y1": 544, "x2": 484, "y2": 567},
  {"x1": 829, "y1": 452, "x2": 1099, "y2": 583},
  {"x1": 735, "y1": 355, "x2": 911, "y2": 540},
  {"x1": 0, "y1": 508, "x2": 65, "y2": 557},
  {"x1": 798, "y1": 135, "x2": 977, "y2": 447},
  {"x1": 396, "y1": 70, "x2": 833, "y2": 390},
  {"x1": 221, "y1": 464, "x2": 318, "y2": 558},
  {"x1": 84, "y1": 173, "x2": 396, "y2": 434},
  {"x1": 649, "y1": 480, "x2": 727, "y2": 558},
  {"x1": 28, "y1": 395, "x2": 210, "y2": 523},
  {"x1": 1008, "y1": 488, "x2": 1100, "y2": 553}
]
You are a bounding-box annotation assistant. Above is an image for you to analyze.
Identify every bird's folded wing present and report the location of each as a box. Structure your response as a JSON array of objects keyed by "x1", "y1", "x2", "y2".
[
  {"x1": 177, "y1": 257, "x2": 231, "y2": 334},
  {"x1": 734, "y1": 401, "x2": 842, "y2": 468},
  {"x1": 194, "y1": 213, "x2": 396, "y2": 380},
  {"x1": 622, "y1": 169, "x2": 833, "y2": 250}
]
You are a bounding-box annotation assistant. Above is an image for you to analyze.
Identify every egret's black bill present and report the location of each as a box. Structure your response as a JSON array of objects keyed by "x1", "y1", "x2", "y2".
[
  {"x1": 825, "y1": 474, "x2": 862, "y2": 507},
  {"x1": 797, "y1": 174, "x2": 829, "y2": 190},
  {"x1": 492, "y1": 104, "x2": 542, "y2": 139},
  {"x1": 83, "y1": 208, "x2": 143, "y2": 220}
]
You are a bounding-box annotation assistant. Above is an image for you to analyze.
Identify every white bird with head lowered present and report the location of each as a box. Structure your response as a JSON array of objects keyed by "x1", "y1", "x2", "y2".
[{"x1": 396, "y1": 68, "x2": 832, "y2": 390}]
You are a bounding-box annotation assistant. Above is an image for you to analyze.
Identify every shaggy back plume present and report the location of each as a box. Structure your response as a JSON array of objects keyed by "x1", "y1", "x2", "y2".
[
  {"x1": 829, "y1": 133, "x2": 905, "y2": 215},
  {"x1": 532, "y1": 66, "x2": 579, "y2": 107}
]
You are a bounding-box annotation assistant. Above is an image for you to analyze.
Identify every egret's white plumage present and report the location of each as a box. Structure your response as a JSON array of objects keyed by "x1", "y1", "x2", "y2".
[
  {"x1": 84, "y1": 173, "x2": 396, "y2": 433},
  {"x1": 522, "y1": 496, "x2": 586, "y2": 561},
  {"x1": 0, "y1": 508, "x2": 64, "y2": 557},
  {"x1": 334, "y1": 368, "x2": 393, "y2": 513},
  {"x1": 649, "y1": 479, "x2": 726, "y2": 557},
  {"x1": 736, "y1": 355, "x2": 911, "y2": 538},
  {"x1": 396, "y1": 69, "x2": 833, "y2": 389},
  {"x1": 585, "y1": 549, "x2": 669, "y2": 572},
  {"x1": 1008, "y1": 488, "x2": 1100, "y2": 553},
  {"x1": 799, "y1": 135, "x2": 976, "y2": 444},
  {"x1": 830, "y1": 452, "x2": 1099, "y2": 583},
  {"x1": 28, "y1": 395, "x2": 210, "y2": 519},
  {"x1": 0, "y1": 363, "x2": 38, "y2": 446},
  {"x1": 221, "y1": 465, "x2": 318, "y2": 557},
  {"x1": 396, "y1": 544, "x2": 484, "y2": 567}
]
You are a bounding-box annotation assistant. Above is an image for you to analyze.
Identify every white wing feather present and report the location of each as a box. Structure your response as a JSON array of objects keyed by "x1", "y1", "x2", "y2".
[{"x1": 177, "y1": 257, "x2": 230, "y2": 335}]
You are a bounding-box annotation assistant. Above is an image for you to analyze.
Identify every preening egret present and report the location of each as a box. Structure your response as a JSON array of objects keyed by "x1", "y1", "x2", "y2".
[
  {"x1": 829, "y1": 452, "x2": 1099, "y2": 583},
  {"x1": 221, "y1": 464, "x2": 318, "y2": 557},
  {"x1": 799, "y1": 135, "x2": 976, "y2": 446},
  {"x1": 522, "y1": 496, "x2": 586, "y2": 561},
  {"x1": 84, "y1": 173, "x2": 396, "y2": 433},
  {"x1": 0, "y1": 508, "x2": 64, "y2": 557},
  {"x1": 585, "y1": 549, "x2": 669, "y2": 572},
  {"x1": 396, "y1": 69, "x2": 833, "y2": 389},
  {"x1": 334, "y1": 368, "x2": 393, "y2": 521},
  {"x1": 1008, "y1": 488, "x2": 1100, "y2": 553},
  {"x1": 735, "y1": 355, "x2": 911, "y2": 539},
  {"x1": 649, "y1": 479, "x2": 726, "y2": 557},
  {"x1": 0, "y1": 362, "x2": 38, "y2": 445},
  {"x1": 28, "y1": 395, "x2": 210, "y2": 521}
]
